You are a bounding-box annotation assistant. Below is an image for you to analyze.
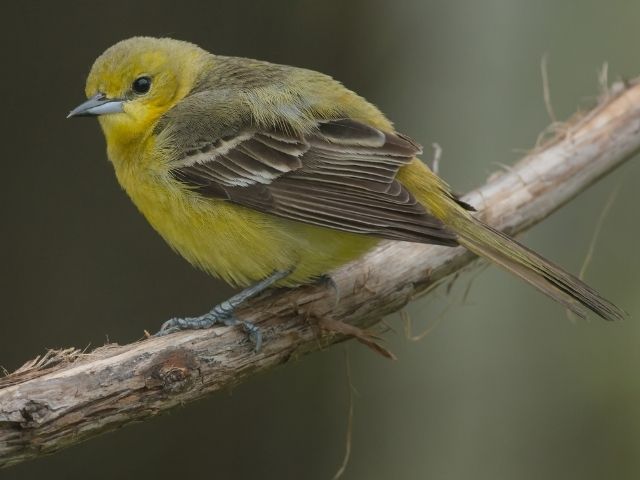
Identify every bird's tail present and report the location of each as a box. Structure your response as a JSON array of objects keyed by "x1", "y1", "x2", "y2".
[{"x1": 448, "y1": 212, "x2": 625, "y2": 321}]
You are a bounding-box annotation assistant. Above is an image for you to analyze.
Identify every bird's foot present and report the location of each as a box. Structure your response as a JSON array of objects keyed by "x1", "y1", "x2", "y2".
[
  {"x1": 152, "y1": 269, "x2": 292, "y2": 351},
  {"x1": 155, "y1": 308, "x2": 263, "y2": 352}
]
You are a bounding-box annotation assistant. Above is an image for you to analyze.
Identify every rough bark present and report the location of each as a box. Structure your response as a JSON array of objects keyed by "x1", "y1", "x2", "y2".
[{"x1": 2, "y1": 78, "x2": 640, "y2": 468}]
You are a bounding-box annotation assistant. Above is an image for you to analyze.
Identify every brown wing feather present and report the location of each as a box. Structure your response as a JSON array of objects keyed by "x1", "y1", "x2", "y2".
[{"x1": 170, "y1": 119, "x2": 458, "y2": 246}]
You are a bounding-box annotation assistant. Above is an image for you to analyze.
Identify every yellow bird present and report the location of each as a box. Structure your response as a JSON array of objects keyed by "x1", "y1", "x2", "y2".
[{"x1": 68, "y1": 37, "x2": 623, "y2": 350}]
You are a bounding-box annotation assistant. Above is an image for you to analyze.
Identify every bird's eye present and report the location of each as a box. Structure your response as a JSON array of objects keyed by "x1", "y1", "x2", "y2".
[{"x1": 132, "y1": 76, "x2": 152, "y2": 94}]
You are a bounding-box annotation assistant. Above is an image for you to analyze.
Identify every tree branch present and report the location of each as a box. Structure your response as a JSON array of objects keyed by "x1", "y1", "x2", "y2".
[{"x1": 2, "y1": 78, "x2": 640, "y2": 468}]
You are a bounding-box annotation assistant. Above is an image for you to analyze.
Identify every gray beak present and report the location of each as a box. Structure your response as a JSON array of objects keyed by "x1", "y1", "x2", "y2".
[{"x1": 67, "y1": 93, "x2": 124, "y2": 118}]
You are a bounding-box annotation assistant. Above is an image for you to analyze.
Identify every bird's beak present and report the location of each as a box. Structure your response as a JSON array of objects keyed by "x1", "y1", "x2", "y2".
[{"x1": 67, "y1": 93, "x2": 124, "y2": 118}]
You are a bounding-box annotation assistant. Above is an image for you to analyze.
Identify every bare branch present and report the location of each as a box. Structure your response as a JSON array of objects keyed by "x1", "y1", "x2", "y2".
[{"x1": 2, "y1": 77, "x2": 640, "y2": 468}]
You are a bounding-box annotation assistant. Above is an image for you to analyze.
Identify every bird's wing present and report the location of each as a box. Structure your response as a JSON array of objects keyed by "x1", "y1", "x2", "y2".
[{"x1": 169, "y1": 118, "x2": 458, "y2": 246}]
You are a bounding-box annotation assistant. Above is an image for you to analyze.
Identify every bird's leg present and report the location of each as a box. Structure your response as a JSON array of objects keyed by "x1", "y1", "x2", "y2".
[
  {"x1": 316, "y1": 274, "x2": 341, "y2": 308},
  {"x1": 155, "y1": 269, "x2": 291, "y2": 351}
]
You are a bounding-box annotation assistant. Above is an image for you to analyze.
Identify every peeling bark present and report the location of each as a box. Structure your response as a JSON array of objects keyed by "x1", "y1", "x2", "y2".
[{"x1": 2, "y1": 79, "x2": 639, "y2": 468}]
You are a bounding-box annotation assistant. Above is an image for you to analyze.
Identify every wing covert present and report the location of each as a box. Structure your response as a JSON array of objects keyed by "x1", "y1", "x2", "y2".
[{"x1": 169, "y1": 118, "x2": 458, "y2": 246}]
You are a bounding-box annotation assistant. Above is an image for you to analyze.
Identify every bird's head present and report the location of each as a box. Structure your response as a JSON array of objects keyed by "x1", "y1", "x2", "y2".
[{"x1": 68, "y1": 37, "x2": 208, "y2": 145}]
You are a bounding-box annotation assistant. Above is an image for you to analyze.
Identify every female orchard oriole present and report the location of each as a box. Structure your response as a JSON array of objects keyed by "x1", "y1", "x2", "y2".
[{"x1": 68, "y1": 37, "x2": 624, "y2": 350}]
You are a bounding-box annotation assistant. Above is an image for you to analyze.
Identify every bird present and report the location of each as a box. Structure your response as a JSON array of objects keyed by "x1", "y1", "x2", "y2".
[{"x1": 68, "y1": 37, "x2": 624, "y2": 350}]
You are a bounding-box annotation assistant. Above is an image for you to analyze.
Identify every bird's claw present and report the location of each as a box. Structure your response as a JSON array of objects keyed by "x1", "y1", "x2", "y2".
[{"x1": 154, "y1": 313, "x2": 263, "y2": 352}]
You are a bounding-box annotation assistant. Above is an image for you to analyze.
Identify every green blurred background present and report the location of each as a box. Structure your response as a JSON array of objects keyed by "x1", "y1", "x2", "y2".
[{"x1": 2, "y1": 1, "x2": 639, "y2": 479}]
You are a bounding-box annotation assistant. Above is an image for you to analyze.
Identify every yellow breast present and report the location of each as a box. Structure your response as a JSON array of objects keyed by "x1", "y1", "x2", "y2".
[{"x1": 108, "y1": 136, "x2": 378, "y2": 288}]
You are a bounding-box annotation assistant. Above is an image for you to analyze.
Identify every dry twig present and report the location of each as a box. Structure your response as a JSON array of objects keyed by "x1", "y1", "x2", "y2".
[{"x1": 2, "y1": 77, "x2": 640, "y2": 468}]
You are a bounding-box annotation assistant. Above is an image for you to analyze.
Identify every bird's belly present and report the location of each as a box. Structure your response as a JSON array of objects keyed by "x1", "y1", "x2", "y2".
[{"x1": 124, "y1": 178, "x2": 378, "y2": 288}]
